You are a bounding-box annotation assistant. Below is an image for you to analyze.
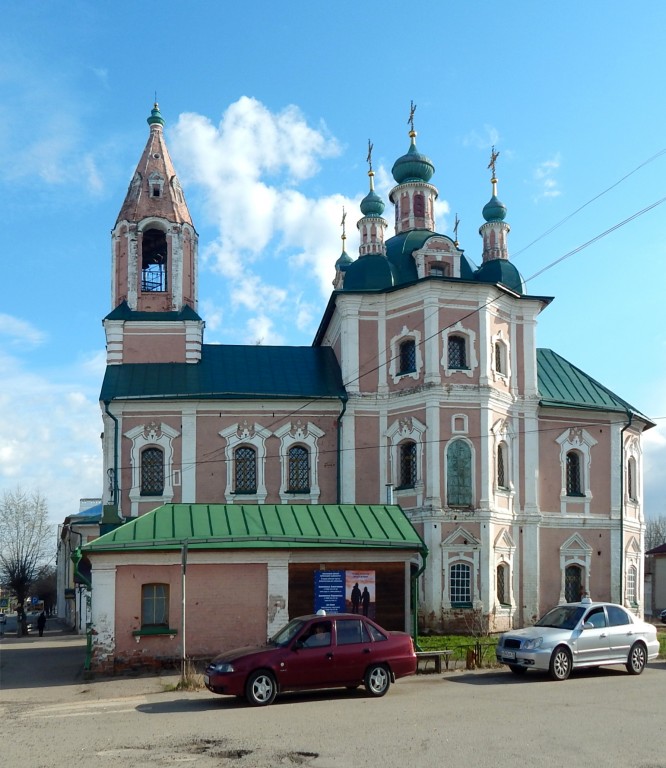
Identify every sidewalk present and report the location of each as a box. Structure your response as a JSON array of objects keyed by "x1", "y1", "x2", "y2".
[{"x1": 0, "y1": 617, "x2": 180, "y2": 701}]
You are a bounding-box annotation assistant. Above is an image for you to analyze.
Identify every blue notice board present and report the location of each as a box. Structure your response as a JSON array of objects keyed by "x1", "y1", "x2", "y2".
[{"x1": 314, "y1": 570, "x2": 346, "y2": 614}]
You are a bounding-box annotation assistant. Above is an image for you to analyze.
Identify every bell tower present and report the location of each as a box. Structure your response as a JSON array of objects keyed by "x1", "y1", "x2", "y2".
[{"x1": 104, "y1": 104, "x2": 203, "y2": 365}]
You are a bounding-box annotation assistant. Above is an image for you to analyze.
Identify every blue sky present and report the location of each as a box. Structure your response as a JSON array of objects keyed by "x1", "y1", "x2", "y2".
[{"x1": 2, "y1": 1, "x2": 665, "y2": 523}]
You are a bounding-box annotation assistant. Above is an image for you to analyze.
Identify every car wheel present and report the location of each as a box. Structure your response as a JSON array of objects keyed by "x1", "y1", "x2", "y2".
[
  {"x1": 626, "y1": 642, "x2": 647, "y2": 675},
  {"x1": 364, "y1": 664, "x2": 390, "y2": 697},
  {"x1": 549, "y1": 646, "x2": 572, "y2": 681},
  {"x1": 245, "y1": 670, "x2": 277, "y2": 706},
  {"x1": 508, "y1": 664, "x2": 527, "y2": 675}
]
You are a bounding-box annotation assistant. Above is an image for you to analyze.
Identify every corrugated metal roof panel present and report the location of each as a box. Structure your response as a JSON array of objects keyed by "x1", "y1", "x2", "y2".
[{"x1": 82, "y1": 503, "x2": 426, "y2": 554}]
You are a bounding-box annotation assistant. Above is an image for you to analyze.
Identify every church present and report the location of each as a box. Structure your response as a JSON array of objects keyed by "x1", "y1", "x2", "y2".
[{"x1": 83, "y1": 104, "x2": 652, "y2": 672}]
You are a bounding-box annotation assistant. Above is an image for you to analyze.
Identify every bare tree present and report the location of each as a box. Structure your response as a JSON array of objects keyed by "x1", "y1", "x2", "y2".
[
  {"x1": 645, "y1": 515, "x2": 666, "y2": 551},
  {"x1": 0, "y1": 487, "x2": 54, "y2": 635}
]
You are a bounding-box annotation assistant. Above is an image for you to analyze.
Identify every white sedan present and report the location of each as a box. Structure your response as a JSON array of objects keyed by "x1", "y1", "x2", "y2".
[{"x1": 496, "y1": 598, "x2": 660, "y2": 681}]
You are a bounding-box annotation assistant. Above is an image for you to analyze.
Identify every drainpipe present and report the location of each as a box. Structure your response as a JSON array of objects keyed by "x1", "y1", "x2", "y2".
[
  {"x1": 104, "y1": 401, "x2": 119, "y2": 507},
  {"x1": 336, "y1": 394, "x2": 348, "y2": 504},
  {"x1": 619, "y1": 410, "x2": 633, "y2": 607},
  {"x1": 412, "y1": 548, "x2": 428, "y2": 650}
]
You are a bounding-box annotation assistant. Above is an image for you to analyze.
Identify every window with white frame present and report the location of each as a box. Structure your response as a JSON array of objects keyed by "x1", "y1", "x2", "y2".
[
  {"x1": 564, "y1": 564, "x2": 583, "y2": 603},
  {"x1": 491, "y1": 332, "x2": 510, "y2": 382},
  {"x1": 496, "y1": 563, "x2": 509, "y2": 605},
  {"x1": 497, "y1": 442, "x2": 508, "y2": 490},
  {"x1": 275, "y1": 421, "x2": 323, "y2": 502},
  {"x1": 389, "y1": 326, "x2": 422, "y2": 382},
  {"x1": 386, "y1": 416, "x2": 425, "y2": 501},
  {"x1": 125, "y1": 422, "x2": 179, "y2": 512},
  {"x1": 556, "y1": 428, "x2": 597, "y2": 513},
  {"x1": 450, "y1": 562, "x2": 472, "y2": 606},
  {"x1": 442, "y1": 323, "x2": 477, "y2": 378},
  {"x1": 626, "y1": 564, "x2": 637, "y2": 604},
  {"x1": 448, "y1": 335, "x2": 467, "y2": 369},
  {"x1": 220, "y1": 421, "x2": 272, "y2": 503}
]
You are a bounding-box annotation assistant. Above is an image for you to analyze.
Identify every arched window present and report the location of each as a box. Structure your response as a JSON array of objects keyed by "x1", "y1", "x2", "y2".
[
  {"x1": 234, "y1": 446, "x2": 257, "y2": 494},
  {"x1": 447, "y1": 440, "x2": 473, "y2": 507},
  {"x1": 141, "y1": 228, "x2": 168, "y2": 292},
  {"x1": 627, "y1": 456, "x2": 637, "y2": 501},
  {"x1": 497, "y1": 442, "x2": 508, "y2": 489},
  {"x1": 450, "y1": 562, "x2": 472, "y2": 606},
  {"x1": 288, "y1": 446, "x2": 310, "y2": 493},
  {"x1": 399, "y1": 441, "x2": 417, "y2": 489},
  {"x1": 141, "y1": 583, "x2": 168, "y2": 627},
  {"x1": 398, "y1": 339, "x2": 416, "y2": 375},
  {"x1": 494, "y1": 342, "x2": 503, "y2": 374},
  {"x1": 626, "y1": 564, "x2": 637, "y2": 604},
  {"x1": 564, "y1": 564, "x2": 583, "y2": 602},
  {"x1": 497, "y1": 563, "x2": 509, "y2": 605},
  {"x1": 413, "y1": 193, "x2": 425, "y2": 218},
  {"x1": 141, "y1": 447, "x2": 164, "y2": 496},
  {"x1": 448, "y1": 335, "x2": 467, "y2": 369},
  {"x1": 566, "y1": 451, "x2": 583, "y2": 496}
]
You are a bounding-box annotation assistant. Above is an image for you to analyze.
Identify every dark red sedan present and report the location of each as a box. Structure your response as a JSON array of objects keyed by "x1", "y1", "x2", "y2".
[{"x1": 204, "y1": 613, "x2": 417, "y2": 706}]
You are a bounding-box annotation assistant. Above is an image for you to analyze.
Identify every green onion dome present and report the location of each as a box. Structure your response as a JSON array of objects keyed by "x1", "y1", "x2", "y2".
[
  {"x1": 391, "y1": 134, "x2": 435, "y2": 184},
  {"x1": 147, "y1": 102, "x2": 165, "y2": 127},
  {"x1": 360, "y1": 189, "x2": 385, "y2": 217},
  {"x1": 482, "y1": 194, "x2": 507, "y2": 222}
]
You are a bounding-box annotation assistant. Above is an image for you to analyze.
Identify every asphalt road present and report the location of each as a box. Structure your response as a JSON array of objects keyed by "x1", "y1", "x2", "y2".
[{"x1": 1, "y1": 626, "x2": 665, "y2": 768}]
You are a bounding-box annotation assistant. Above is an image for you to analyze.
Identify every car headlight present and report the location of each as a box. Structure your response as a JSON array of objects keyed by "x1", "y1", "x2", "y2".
[
  {"x1": 522, "y1": 637, "x2": 543, "y2": 650},
  {"x1": 210, "y1": 662, "x2": 235, "y2": 673}
]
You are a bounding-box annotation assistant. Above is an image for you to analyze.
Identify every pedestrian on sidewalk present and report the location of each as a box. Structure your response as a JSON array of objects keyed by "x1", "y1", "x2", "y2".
[{"x1": 37, "y1": 610, "x2": 46, "y2": 637}]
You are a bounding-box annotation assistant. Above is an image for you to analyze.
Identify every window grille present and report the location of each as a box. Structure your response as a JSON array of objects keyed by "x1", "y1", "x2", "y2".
[
  {"x1": 398, "y1": 339, "x2": 416, "y2": 375},
  {"x1": 399, "y1": 441, "x2": 417, "y2": 488},
  {"x1": 141, "y1": 447, "x2": 164, "y2": 496},
  {"x1": 448, "y1": 335, "x2": 467, "y2": 369},
  {"x1": 447, "y1": 439, "x2": 473, "y2": 506},
  {"x1": 235, "y1": 446, "x2": 257, "y2": 493},
  {"x1": 566, "y1": 451, "x2": 583, "y2": 496},
  {"x1": 497, "y1": 564, "x2": 507, "y2": 604},
  {"x1": 288, "y1": 446, "x2": 310, "y2": 493},
  {"x1": 564, "y1": 564, "x2": 582, "y2": 602},
  {"x1": 497, "y1": 443, "x2": 507, "y2": 489},
  {"x1": 450, "y1": 562, "x2": 471, "y2": 605},
  {"x1": 142, "y1": 263, "x2": 167, "y2": 292},
  {"x1": 142, "y1": 583, "x2": 168, "y2": 627}
]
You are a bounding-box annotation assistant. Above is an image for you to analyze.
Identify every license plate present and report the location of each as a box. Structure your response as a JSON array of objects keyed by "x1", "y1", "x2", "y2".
[
  {"x1": 502, "y1": 651, "x2": 516, "y2": 660},
  {"x1": 204, "y1": 674, "x2": 210, "y2": 685}
]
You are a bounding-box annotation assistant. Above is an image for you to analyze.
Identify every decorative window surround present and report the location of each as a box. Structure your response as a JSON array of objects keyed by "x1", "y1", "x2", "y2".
[
  {"x1": 451, "y1": 414, "x2": 468, "y2": 434},
  {"x1": 389, "y1": 326, "x2": 422, "y2": 383},
  {"x1": 558, "y1": 533, "x2": 592, "y2": 603},
  {"x1": 148, "y1": 171, "x2": 165, "y2": 197},
  {"x1": 556, "y1": 427, "x2": 597, "y2": 514},
  {"x1": 625, "y1": 436, "x2": 641, "y2": 504},
  {"x1": 125, "y1": 422, "x2": 180, "y2": 515},
  {"x1": 491, "y1": 330, "x2": 510, "y2": 383},
  {"x1": 275, "y1": 421, "x2": 324, "y2": 503},
  {"x1": 386, "y1": 416, "x2": 426, "y2": 505},
  {"x1": 494, "y1": 529, "x2": 516, "y2": 611},
  {"x1": 624, "y1": 537, "x2": 641, "y2": 608},
  {"x1": 441, "y1": 527, "x2": 481, "y2": 610},
  {"x1": 220, "y1": 421, "x2": 272, "y2": 503},
  {"x1": 491, "y1": 419, "x2": 515, "y2": 505},
  {"x1": 442, "y1": 322, "x2": 478, "y2": 378}
]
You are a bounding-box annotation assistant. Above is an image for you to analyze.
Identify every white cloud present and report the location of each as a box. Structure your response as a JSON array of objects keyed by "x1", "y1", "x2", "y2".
[
  {"x1": 0, "y1": 352, "x2": 102, "y2": 523},
  {"x1": 0, "y1": 314, "x2": 46, "y2": 346},
  {"x1": 462, "y1": 125, "x2": 500, "y2": 150},
  {"x1": 533, "y1": 155, "x2": 562, "y2": 200}
]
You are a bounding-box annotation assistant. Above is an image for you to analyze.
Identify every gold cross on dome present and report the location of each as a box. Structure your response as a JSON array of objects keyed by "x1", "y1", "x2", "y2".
[{"x1": 488, "y1": 145, "x2": 500, "y2": 177}]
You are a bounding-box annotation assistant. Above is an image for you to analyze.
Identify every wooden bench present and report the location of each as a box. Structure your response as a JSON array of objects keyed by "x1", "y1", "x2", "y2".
[{"x1": 415, "y1": 650, "x2": 453, "y2": 674}]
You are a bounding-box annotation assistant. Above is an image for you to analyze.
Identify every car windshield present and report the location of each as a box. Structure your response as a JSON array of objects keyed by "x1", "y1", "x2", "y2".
[
  {"x1": 535, "y1": 605, "x2": 585, "y2": 630},
  {"x1": 270, "y1": 619, "x2": 306, "y2": 647}
]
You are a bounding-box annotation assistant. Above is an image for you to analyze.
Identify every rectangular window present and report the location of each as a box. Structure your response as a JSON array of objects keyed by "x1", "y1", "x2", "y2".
[
  {"x1": 142, "y1": 583, "x2": 169, "y2": 627},
  {"x1": 450, "y1": 562, "x2": 471, "y2": 605},
  {"x1": 141, "y1": 447, "x2": 164, "y2": 496}
]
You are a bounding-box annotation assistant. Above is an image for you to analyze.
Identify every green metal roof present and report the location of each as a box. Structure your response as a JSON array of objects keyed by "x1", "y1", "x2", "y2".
[
  {"x1": 82, "y1": 504, "x2": 427, "y2": 554},
  {"x1": 105, "y1": 300, "x2": 203, "y2": 323},
  {"x1": 537, "y1": 348, "x2": 653, "y2": 424},
  {"x1": 100, "y1": 345, "x2": 346, "y2": 402}
]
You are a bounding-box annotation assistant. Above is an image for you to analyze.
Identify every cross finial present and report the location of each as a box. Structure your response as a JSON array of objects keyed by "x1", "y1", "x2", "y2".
[
  {"x1": 488, "y1": 145, "x2": 500, "y2": 178},
  {"x1": 453, "y1": 213, "x2": 460, "y2": 243},
  {"x1": 408, "y1": 100, "x2": 417, "y2": 132},
  {"x1": 340, "y1": 207, "x2": 347, "y2": 239},
  {"x1": 367, "y1": 139, "x2": 374, "y2": 172}
]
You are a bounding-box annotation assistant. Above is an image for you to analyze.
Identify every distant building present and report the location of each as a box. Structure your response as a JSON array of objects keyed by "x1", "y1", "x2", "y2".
[{"x1": 84, "y1": 105, "x2": 653, "y2": 671}]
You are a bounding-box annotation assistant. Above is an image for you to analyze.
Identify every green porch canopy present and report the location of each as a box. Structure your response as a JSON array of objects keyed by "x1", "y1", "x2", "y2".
[{"x1": 82, "y1": 503, "x2": 427, "y2": 556}]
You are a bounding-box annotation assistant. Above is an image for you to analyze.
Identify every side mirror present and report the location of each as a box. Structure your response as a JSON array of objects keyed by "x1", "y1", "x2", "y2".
[{"x1": 582, "y1": 622, "x2": 594, "y2": 630}]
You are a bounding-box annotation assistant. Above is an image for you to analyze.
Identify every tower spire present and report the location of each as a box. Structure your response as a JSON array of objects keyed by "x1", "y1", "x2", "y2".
[{"x1": 479, "y1": 145, "x2": 510, "y2": 263}]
